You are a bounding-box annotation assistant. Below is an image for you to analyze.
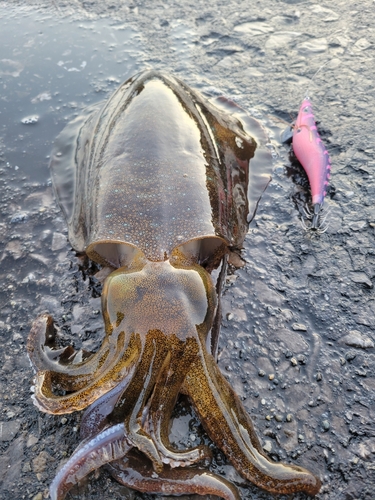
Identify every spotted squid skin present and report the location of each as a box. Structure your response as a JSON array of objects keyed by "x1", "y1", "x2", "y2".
[{"x1": 292, "y1": 98, "x2": 331, "y2": 210}]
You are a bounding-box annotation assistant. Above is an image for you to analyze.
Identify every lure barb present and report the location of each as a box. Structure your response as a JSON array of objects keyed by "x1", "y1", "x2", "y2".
[{"x1": 301, "y1": 202, "x2": 329, "y2": 233}]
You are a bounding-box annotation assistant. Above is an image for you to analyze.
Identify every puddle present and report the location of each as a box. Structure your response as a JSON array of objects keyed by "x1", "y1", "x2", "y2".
[{"x1": 0, "y1": 8, "x2": 141, "y2": 183}]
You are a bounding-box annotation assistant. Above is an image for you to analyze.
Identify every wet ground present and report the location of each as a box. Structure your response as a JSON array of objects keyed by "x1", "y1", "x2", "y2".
[{"x1": 0, "y1": 1, "x2": 374, "y2": 499}]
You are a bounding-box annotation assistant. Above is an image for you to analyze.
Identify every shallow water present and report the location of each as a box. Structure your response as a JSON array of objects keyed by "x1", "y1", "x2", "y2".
[{"x1": 0, "y1": 2, "x2": 374, "y2": 500}]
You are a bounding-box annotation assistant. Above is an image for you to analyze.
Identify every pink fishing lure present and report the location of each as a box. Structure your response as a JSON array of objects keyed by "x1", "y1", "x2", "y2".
[{"x1": 292, "y1": 98, "x2": 331, "y2": 229}]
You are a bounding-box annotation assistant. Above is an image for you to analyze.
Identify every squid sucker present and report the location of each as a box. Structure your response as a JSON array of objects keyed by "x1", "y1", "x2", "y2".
[{"x1": 27, "y1": 70, "x2": 321, "y2": 499}]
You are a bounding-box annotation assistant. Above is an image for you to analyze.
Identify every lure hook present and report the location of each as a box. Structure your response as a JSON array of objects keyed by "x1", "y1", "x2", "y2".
[{"x1": 301, "y1": 203, "x2": 329, "y2": 233}]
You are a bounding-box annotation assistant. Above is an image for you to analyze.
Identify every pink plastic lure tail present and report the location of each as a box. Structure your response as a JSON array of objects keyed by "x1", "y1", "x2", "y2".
[{"x1": 292, "y1": 98, "x2": 331, "y2": 229}]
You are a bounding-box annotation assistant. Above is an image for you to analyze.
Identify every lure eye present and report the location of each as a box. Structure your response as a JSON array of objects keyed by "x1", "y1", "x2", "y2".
[{"x1": 303, "y1": 106, "x2": 309, "y2": 112}]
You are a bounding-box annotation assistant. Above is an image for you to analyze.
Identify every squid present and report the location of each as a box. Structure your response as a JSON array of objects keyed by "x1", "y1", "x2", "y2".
[{"x1": 27, "y1": 70, "x2": 321, "y2": 499}]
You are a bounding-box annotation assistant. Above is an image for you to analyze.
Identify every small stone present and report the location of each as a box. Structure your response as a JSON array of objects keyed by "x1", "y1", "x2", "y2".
[
  {"x1": 4, "y1": 240, "x2": 23, "y2": 260},
  {"x1": 51, "y1": 232, "x2": 67, "y2": 251},
  {"x1": 32, "y1": 494, "x2": 43, "y2": 500},
  {"x1": 290, "y1": 357, "x2": 298, "y2": 366},
  {"x1": 292, "y1": 323, "x2": 307, "y2": 331},
  {"x1": 298, "y1": 434, "x2": 305, "y2": 443},
  {"x1": 268, "y1": 373, "x2": 275, "y2": 380},
  {"x1": 61, "y1": 417, "x2": 67, "y2": 425},
  {"x1": 10, "y1": 212, "x2": 29, "y2": 223},
  {"x1": 355, "y1": 441, "x2": 375, "y2": 460},
  {"x1": 30, "y1": 253, "x2": 50, "y2": 266},
  {"x1": 258, "y1": 369, "x2": 265, "y2": 377},
  {"x1": 322, "y1": 420, "x2": 330, "y2": 431},
  {"x1": 316, "y1": 372, "x2": 323, "y2": 381},
  {"x1": 286, "y1": 414, "x2": 293, "y2": 422},
  {"x1": 310, "y1": 5, "x2": 339, "y2": 21},
  {"x1": 349, "y1": 272, "x2": 372, "y2": 288},
  {"x1": 349, "y1": 220, "x2": 367, "y2": 231},
  {"x1": 265, "y1": 415, "x2": 272, "y2": 421},
  {"x1": 27, "y1": 434, "x2": 38, "y2": 448},
  {"x1": 341, "y1": 331, "x2": 374, "y2": 349},
  {"x1": 32, "y1": 451, "x2": 54, "y2": 474},
  {"x1": 22, "y1": 462, "x2": 32, "y2": 473},
  {"x1": 345, "y1": 351, "x2": 357, "y2": 362},
  {"x1": 353, "y1": 38, "x2": 372, "y2": 51},
  {"x1": 227, "y1": 312, "x2": 234, "y2": 321},
  {"x1": 0, "y1": 420, "x2": 20, "y2": 441},
  {"x1": 263, "y1": 440, "x2": 272, "y2": 453},
  {"x1": 21, "y1": 115, "x2": 39, "y2": 125},
  {"x1": 275, "y1": 414, "x2": 283, "y2": 422},
  {"x1": 297, "y1": 354, "x2": 307, "y2": 365},
  {"x1": 340, "y1": 357, "x2": 346, "y2": 366},
  {"x1": 261, "y1": 399, "x2": 266, "y2": 405},
  {"x1": 13, "y1": 330, "x2": 23, "y2": 341}
]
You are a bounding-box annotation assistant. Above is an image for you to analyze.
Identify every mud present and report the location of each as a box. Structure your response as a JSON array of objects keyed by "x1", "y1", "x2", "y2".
[{"x1": 0, "y1": 1, "x2": 374, "y2": 499}]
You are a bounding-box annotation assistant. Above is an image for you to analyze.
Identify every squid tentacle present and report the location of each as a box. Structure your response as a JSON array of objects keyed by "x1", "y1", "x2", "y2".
[
  {"x1": 185, "y1": 338, "x2": 321, "y2": 496},
  {"x1": 32, "y1": 332, "x2": 141, "y2": 414},
  {"x1": 81, "y1": 335, "x2": 211, "y2": 471},
  {"x1": 28, "y1": 314, "x2": 123, "y2": 391},
  {"x1": 49, "y1": 423, "x2": 132, "y2": 500},
  {"x1": 143, "y1": 336, "x2": 211, "y2": 467},
  {"x1": 111, "y1": 329, "x2": 170, "y2": 472},
  {"x1": 80, "y1": 361, "x2": 138, "y2": 440},
  {"x1": 107, "y1": 451, "x2": 240, "y2": 500}
]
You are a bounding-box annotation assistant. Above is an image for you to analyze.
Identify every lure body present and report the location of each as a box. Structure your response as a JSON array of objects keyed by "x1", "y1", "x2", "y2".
[{"x1": 292, "y1": 98, "x2": 331, "y2": 228}]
